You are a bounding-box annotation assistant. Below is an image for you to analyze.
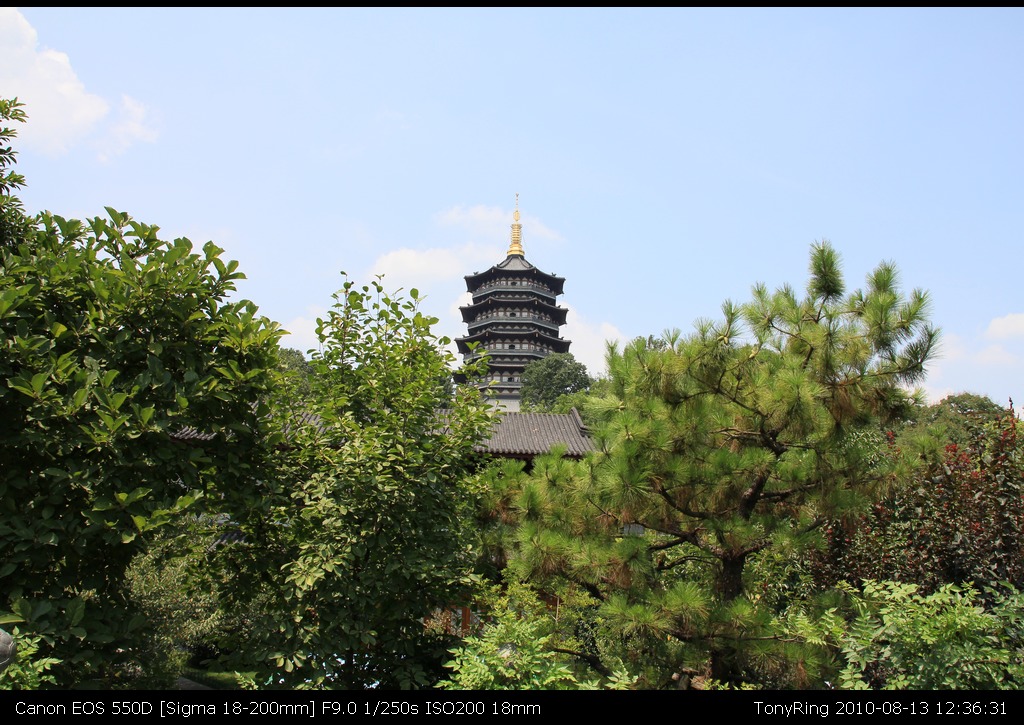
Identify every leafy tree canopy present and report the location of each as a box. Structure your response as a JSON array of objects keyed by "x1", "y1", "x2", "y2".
[
  {"x1": 0, "y1": 209, "x2": 282, "y2": 686},
  {"x1": 520, "y1": 352, "x2": 593, "y2": 412},
  {"x1": 211, "y1": 276, "x2": 497, "y2": 689},
  {"x1": 438, "y1": 582, "x2": 636, "y2": 690},
  {"x1": 0, "y1": 97, "x2": 282, "y2": 687},
  {"x1": 276, "y1": 346, "x2": 316, "y2": 400},
  {"x1": 901, "y1": 392, "x2": 1010, "y2": 453},
  {"x1": 0, "y1": 97, "x2": 31, "y2": 250},
  {"x1": 814, "y1": 580, "x2": 1024, "y2": 690},
  {"x1": 815, "y1": 407, "x2": 1023, "y2": 597}
]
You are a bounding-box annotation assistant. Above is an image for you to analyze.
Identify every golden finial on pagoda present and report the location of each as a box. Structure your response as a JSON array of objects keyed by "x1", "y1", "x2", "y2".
[{"x1": 507, "y1": 193, "x2": 524, "y2": 256}]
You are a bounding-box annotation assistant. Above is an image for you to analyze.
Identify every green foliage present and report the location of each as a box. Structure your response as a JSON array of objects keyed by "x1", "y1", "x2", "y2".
[
  {"x1": 0, "y1": 98, "x2": 26, "y2": 195},
  {"x1": 701, "y1": 678, "x2": 761, "y2": 690},
  {"x1": 11, "y1": 91, "x2": 995, "y2": 691},
  {"x1": 438, "y1": 587, "x2": 580, "y2": 690},
  {"x1": 0, "y1": 628, "x2": 61, "y2": 689},
  {"x1": 181, "y1": 666, "x2": 252, "y2": 689},
  {"x1": 903, "y1": 392, "x2": 1008, "y2": 451},
  {"x1": 212, "y1": 275, "x2": 497, "y2": 689},
  {"x1": 629, "y1": 334, "x2": 671, "y2": 352},
  {"x1": 545, "y1": 376, "x2": 611, "y2": 427},
  {"x1": 438, "y1": 583, "x2": 635, "y2": 690},
  {"x1": 815, "y1": 409, "x2": 1023, "y2": 595},
  {"x1": 827, "y1": 580, "x2": 1024, "y2": 690},
  {"x1": 121, "y1": 526, "x2": 224, "y2": 689},
  {"x1": 500, "y1": 242, "x2": 938, "y2": 687},
  {"x1": 520, "y1": 352, "x2": 593, "y2": 412},
  {"x1": 0, "y1": 204, "x2": 282, "y2": 686},
  {"x1": 276, "y1": 346, "x2": 316, "y2": 401},
  {"x1": 1, "y1": 98, "x2": 31, "y2": 250},
  {"x1": 473, "y1": 458, "x2": 531, "y2": 582}
]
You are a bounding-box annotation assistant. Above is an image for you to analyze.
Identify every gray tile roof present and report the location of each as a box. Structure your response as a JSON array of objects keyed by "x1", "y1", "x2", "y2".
[
  {"x1": 170, "y1": 411, "x2": 330, "y2": 444},
  {"x1": 171, "y1": 409, "x2": 594, "y2": 460},
  {"x1": 169, "y1": 426, "x2": 216, "y2": 442},
  {"x1": 479, "y1": 408, "x2": 594, "y2": 459}
]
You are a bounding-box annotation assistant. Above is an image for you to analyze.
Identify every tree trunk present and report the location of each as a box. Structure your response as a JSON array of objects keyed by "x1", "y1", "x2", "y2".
[{"x1": 710, "y1": 551, "x2": 746, "y2": 684}]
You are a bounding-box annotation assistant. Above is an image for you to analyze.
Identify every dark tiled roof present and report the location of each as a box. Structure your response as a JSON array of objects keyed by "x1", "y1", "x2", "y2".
[
  {"x1": 170, "y1": 411, "x2": 329, "y2": 444},
  {"x1": 463, "y1": 254, "x2": 566, "y2": 294},
  {"x1": 169, "y1": 426, "x2": 216, "y2": 442},
  {"x1": 171, "y1": 409, "x2": 594, "y2": 460},
  {"x1": 479, "y1": 408, "x2": 594, "y2": 459}
]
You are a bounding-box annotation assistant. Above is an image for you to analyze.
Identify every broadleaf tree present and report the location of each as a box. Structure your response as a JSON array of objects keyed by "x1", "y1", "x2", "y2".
[
  {"x1": 520, "y1": 352, "x2": 593, "y2": 412},
  {"x1": 0, "y1": 98, "x2": 31, "y2": 250},
  {"x1": 821, "y1": 579, "x2": 1024, "y2": 690},
  {"x1": 0, "y1": 95, "x2": 284, "y2": 686},
  {"x1": 814, "y1": 403, "x2": 1023, "y2": 598},
  {"x1": 211, "y1": 275, "x2": 497, "y2": 689},
  {"x1": 504, "y1": 241, "x2": 938, "y2": 687},
  {"x1": 0, "y1": 210, "x2": 282, "y2": 686}
]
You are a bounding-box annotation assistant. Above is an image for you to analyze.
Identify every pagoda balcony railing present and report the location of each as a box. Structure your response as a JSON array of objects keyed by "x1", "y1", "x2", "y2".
[
  {"x1": 474, "y1": 281, "x2": 557, "y2": 298},
  {"x1": 480, "y1": 376, "x2": 523, "y2": 385},
  {"x1": 464, "y1": 356, "x2": 547, "y2": 363},
  {"x1": 467, "y1": 315, "x2": 561, "y2": 331},
  {"x1": 462, "y1": 344, "x2": 557, "y2": 358},
  {"x1": 471, "y1": 341, "x2": 562, "y2": 352}
]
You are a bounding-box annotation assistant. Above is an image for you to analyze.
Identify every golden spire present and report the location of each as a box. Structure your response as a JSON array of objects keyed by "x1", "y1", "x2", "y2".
[{"x1": 506, "y1": 192, "x2": 524, "y2": 256}]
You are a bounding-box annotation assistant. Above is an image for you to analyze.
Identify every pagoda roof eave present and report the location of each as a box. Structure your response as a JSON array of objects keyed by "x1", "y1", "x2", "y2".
[
  {"x1": 464, "y1": 256, "x2": 565, "y2": 291},
  {"x1": 460, "y1": 306, "x2": 569, "y2": 326}
]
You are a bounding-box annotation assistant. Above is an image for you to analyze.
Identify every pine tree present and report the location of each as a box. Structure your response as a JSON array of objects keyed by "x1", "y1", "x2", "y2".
[{"x1": 506, "y1": 241, "x2": 938, "y2": 687}]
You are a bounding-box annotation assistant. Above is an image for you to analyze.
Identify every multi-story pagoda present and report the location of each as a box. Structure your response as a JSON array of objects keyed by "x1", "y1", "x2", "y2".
[{"x1": 455, "y1": 198, "x2": 570, "y2": 411}]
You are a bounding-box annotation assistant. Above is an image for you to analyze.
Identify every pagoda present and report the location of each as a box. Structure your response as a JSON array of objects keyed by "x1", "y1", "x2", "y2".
[{"x1": 455, "y1": 197, "x2": 570, "y2": 411}]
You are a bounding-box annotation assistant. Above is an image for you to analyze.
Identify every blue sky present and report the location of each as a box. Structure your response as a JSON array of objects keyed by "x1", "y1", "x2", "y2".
[{"x1": 4, "y1": 7, "x2": 1023, "y2": 411}]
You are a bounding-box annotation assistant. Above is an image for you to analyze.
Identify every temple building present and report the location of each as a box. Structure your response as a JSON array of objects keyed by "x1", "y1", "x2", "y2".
[{"x1": 454, "y1": 198, "x2": 570, "y2": 411}]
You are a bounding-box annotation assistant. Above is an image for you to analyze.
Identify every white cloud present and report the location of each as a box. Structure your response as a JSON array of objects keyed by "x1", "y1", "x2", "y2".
[
  {"x1": 0, "y1": 8, "x2": 156, "y2": 158},
  {"x1": 563, "y1": 306, "x2": 627, "y2": 378},
  {"x1": 94, "y1": 95, "x2": 159, "y2": 163},
  {"x1": 920, "y1": 383, "x2": 955, "y2": 406},
  {"x1": 436, "y1": 204, "x2": 505, "y2": 237},
  {"x1": 932, "y1": 331, "x2": 967, "y2": 363},
  {"x1": 369, "y1": 244, "x2": 494, "y2": 329},
  {"x1": 367, "y1": 246, "x2": 490, "y2": 358},
  {"x1": 447, "y1": 290, "x2": 473, "y2": 326},
  {"x1": 984, "y1": 313, "x2": 1024, "y2": 341},
  {"x1": 435, "y1": 204, "x2": 563, "y2": 249},
  {"x1": 371, "y1": 244, "x2": 492, "y2": 285},
  {"x1": 919, "y1": 327, "x2": 1022, "y2": 410},
  {"x1": 973, "y1": 344, "x2": 1019, "y2": 367},
  {"x1": 280, "y1": 306, "x2": 328, "y2": 357},
  {"x1": 438, "y1": 291, "x2": 475, "y2": 361}
]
